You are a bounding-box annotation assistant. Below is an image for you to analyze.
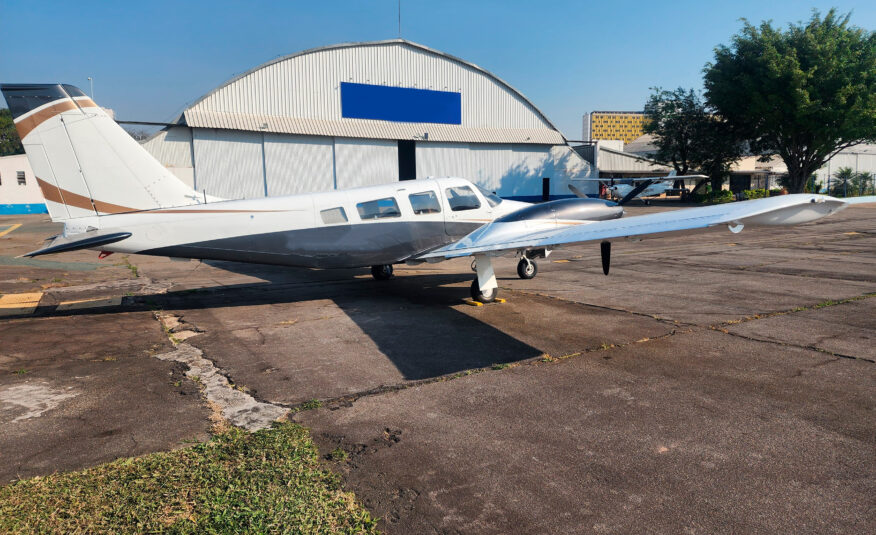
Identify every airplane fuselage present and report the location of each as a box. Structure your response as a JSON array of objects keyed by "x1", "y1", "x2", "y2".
[{"x1": 71, "y1": 178, "x2": 620, "y2": 269}]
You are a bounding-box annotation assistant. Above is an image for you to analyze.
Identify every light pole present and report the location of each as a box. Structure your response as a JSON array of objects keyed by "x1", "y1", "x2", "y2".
[{"x1": 87, "y1": 77, "x2": 94, "y2": 100}]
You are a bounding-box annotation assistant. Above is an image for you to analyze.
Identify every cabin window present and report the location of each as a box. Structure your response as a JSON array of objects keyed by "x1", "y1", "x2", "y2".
[
  {"x1": 408, "y1": 191, "x2": 441, "y2": 215},
  {"x1": 445, "y1": 186, "x2": 481, "y2": 211},
  {"x1": 475, "y1": 185, "x2": 503, "y2": 207},
  {"x1": 17, "y1": 171, "x2": 26, "y2": 186},
  {"x1": 320, "y1": 207, "x2": 348, "y2": 225},
  {"x1": 357, "y1": 197, "x2": 401, "y2": 220}
]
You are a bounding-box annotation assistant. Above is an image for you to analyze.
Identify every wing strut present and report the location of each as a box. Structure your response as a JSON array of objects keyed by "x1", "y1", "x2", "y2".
[{"x1": 618, "y1": 179, "x2": 655, "y2": 205}]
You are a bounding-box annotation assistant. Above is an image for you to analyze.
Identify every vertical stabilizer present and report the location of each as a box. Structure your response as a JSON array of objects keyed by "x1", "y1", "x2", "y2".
[{"x1": 1, "y1": 83, "x2": 207, "y2": 221}]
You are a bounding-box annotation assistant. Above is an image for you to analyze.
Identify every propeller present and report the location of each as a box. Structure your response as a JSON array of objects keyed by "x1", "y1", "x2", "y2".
[{"x1": 600, "y1": 241, "x2": 611, "y2": 275}]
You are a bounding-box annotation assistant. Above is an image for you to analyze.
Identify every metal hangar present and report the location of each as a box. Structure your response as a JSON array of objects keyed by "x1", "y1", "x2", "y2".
[{"x1": 141, "y1": 39, "x2": 594, "y2": 201}]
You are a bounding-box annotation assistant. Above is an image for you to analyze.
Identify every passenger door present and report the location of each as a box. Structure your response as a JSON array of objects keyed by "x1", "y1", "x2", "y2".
[{"x1": 437, "y1": 180, "x2": 493, "y2": 238}]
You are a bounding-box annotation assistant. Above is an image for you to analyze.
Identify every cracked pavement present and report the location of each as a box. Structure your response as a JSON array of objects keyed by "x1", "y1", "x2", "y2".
[{"x1": 1, "y1": 204, "x2": 875, "y2": 533}]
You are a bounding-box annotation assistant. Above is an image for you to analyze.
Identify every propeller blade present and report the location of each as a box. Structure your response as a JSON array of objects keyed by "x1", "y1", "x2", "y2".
[{"x1": 601, "y1": 240, "x2": 611, "y2": 275}]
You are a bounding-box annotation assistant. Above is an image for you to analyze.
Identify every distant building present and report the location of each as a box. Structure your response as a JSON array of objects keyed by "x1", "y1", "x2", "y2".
[
  {"x1": 0, "y1": 153, "x2": 46, "y2": 214},
  {"x1": 583, "y1": 111, "x2": 647, "y2": 144}
]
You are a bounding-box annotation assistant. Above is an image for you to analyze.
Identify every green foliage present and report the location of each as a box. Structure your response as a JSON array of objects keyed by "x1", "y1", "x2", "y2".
[
  {"x1": 704, "y1": 9, "x2": 876, "y2": 193},
  {"x1": 0, "y1": 423, "x2": 378, "y2": 534},
  {"x1": 644, "y1": 87, "x2": 745, "y2": 189},
  {"x1": 300, "y1": 398, "x2": 323, "y2": 410},
  {"x1": 742, "y1": 189, "x2": 768, "y2": 200},
  {"x1": 828, "y1": 166, "x2": 876, "y2": 196},
  {"x1": 693, "y1": 189, "x2": 734, "y2": 204},
  {"x1": 0, "y1": 108, "x2": 24, "y2": 156}
]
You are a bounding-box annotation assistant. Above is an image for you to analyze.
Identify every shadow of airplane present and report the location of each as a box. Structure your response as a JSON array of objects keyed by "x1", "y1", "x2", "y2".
[{"x1": 31, "y1": 260, "x2": 544, "y2": 382}]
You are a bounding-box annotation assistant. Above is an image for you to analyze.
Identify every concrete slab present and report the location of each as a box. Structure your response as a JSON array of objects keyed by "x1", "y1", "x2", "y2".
[
  {"x1": 0, "y1": 311, "x2": 212, "y2": 483},
  {"x1": 171, "y1": 272, "x2": 675, "y2": 406},
  {"x1": 727, "y1": 297, "x2": 876, "y2": 360},
  {"x1": 298, "y1": 329, "x2": 876, "y2": 534}
]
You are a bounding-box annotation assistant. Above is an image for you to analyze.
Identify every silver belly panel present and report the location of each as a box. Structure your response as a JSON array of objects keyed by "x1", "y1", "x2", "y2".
[{"x1": 139, "y1": 220, "x2": 482, "y2": 268}]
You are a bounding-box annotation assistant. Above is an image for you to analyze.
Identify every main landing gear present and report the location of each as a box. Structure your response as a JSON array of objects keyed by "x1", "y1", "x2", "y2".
[
  {"x1": 370, "y1": 264, "x2": 393, "y2": 280},
  {"x1": 516, "y1": 256, "x2": 538, "y2": 279},
  {"x1": 470, "y1": 254, "x2": 499, "y2": 303}
]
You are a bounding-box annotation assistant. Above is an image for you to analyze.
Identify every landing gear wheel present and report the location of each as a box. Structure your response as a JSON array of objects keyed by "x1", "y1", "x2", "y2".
[
  {"x1": 517, "y1": 257, "x2": 538, "y2": 279},
  {"x1": 371, "y1": 264, "x2": 394, "y2": 280},
  {"x1": 470, "y1": 279, "x2": 498, "y2": 303}
]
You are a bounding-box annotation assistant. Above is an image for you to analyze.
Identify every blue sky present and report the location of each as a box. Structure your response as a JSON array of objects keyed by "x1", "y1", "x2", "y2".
[{"x1": 2, "y1": 0, "x2": 873, "y2": 139}]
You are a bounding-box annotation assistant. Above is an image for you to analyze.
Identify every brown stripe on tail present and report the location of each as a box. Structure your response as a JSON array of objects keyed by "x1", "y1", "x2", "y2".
[
  {"x1": 14, "y1": 99, "x2": 80, "y2": 140},
  {"x1": 36, "y1": 177, "x2": 137, "y2": 215}
]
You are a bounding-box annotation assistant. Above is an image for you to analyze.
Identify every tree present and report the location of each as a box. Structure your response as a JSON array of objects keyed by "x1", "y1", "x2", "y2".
[
  {"x1": 830, "y1": 166, "x2": 856, "y2": 197},
  {"x1": 643, "y1": 87, "x2": 744, "y2": 191},
  {"x1": 850, "y1": 170, "x2": 875, "y2": 196},
  {"x1": 124, "y1": 127, "x2": 151, "y2": 141},
  {"x1": 0, "y1": 108, "x2": 24, "y2": 156},
  {"x1": 704, "y1": 9, "x2": 876, "y2": 193}
]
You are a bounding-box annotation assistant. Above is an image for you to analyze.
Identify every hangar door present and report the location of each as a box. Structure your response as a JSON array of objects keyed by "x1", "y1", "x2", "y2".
[
  {"x1": 333, "y1": 138, "x2": 398, "y2": 189},
  {"x1": 193, "y1": 129, "x2": 265, "y2": 200}
]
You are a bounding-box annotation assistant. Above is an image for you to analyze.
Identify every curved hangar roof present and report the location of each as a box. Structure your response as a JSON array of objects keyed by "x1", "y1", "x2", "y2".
[{"x1": 180, "y1": 39, "x2": 565, "y2": 145}]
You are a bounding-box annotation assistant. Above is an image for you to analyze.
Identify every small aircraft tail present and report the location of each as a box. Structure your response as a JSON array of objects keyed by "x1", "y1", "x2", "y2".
[{"x1": 1, "y1": 83, "x2": 204, "y2": 221}]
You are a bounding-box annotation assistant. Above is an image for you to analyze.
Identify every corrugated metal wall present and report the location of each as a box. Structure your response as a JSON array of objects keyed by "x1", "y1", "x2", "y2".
[
  {"x1": 187, "y1": 42, "x2": 553, "y2": 131},
  {"x1": 334, "y1": 138, "x2": 398, "y2": 189},
  {"x1": 264, "y1": 133, "x2": 334, "y2": 195},
  {"x1": 141, "y1": 127, "x2": 194, "y2": 187},
  {"x1": 416, "y1": 142, "x2": 593, "y2": 197},
  {"x1": 193, "y1": 129, "x2": 265, "y2": 199}
]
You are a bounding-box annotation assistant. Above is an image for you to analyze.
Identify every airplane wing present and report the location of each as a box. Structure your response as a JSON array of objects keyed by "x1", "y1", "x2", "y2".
[{"x1": 420, "y1": 194, "x2": 851, "y2": 260}]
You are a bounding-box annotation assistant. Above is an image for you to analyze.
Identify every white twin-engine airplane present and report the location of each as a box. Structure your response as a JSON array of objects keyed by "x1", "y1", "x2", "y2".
[{"x1": 3, "y1": 83, "x2": 872, "y2": 303}]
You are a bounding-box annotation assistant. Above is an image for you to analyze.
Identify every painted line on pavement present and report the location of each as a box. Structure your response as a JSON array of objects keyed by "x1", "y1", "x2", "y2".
[
  {"x1": 0, "y1": 292, "x2": 43, "y2": 317},
  {"x1": 56, "y1": 296, "x2": 123, "y2": 311},
  {"x1": 0, "y1": 223, "x2": 22, "y2": 238}
]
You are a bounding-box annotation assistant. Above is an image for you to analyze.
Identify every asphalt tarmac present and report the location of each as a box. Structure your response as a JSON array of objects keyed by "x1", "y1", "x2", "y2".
[{"x1": 1, "y1": 202, "x2": 874, "y2": 533}]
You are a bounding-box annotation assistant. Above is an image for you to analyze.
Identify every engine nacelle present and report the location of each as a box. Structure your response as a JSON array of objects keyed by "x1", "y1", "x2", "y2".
[{"x1": 495, "y1": 198, "x2": 624, "y2": 223}]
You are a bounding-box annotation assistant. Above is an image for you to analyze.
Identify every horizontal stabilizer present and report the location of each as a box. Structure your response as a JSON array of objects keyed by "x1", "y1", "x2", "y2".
[{"x1": 22, "y1": 232, "x2": 132, "y2": 258}]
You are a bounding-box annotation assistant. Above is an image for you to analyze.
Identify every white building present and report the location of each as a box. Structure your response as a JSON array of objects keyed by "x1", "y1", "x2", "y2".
[
  {"x1": 0, "y1": 153, "x2": 46, "y2": 214},
  {"x1": 815, "y1": 143, "x2": 876, "y2": 190},
  {"x1": 142, "y1": 39, "x2": 594, "y2": 201}
]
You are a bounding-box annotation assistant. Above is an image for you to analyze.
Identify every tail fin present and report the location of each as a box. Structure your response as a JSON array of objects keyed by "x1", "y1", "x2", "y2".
[{"x1": 1, "y1": 83, "x2": 204, "y2": 221}]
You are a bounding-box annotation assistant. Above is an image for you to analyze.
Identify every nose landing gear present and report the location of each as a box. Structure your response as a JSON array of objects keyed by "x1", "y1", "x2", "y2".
[{"x1": 470, "y1": 254, "x2": 499, "y2": 303}]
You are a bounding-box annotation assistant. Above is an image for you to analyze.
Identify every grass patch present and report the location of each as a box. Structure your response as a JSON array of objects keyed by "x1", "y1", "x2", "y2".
[
  {"x1": 0, "y1": 423, "x2": 378, "y2": 534},
  {"x1": 300, "y1": 399, "x2": 323, "y2": 411}
]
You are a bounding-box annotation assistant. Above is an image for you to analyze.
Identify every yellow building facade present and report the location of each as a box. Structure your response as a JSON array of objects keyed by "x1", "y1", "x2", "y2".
[{"x1": 589, "y1": 111, "x2": 647, "y2": 143}]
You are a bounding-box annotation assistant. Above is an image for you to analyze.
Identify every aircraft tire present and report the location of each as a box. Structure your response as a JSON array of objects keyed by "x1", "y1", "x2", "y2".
[
  {"x1": 470, "y1": 279, "x2": 498, "y2": 303},
  {"x1": 517, "y1": 258, "x2": 538, "y2": 279},
  {"x1": 371, "y1": 264, "x2": 394, "y2": 280}
]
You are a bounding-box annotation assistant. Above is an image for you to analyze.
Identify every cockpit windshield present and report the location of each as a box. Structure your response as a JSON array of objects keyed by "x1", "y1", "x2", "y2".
[{"x1": 475, "y1": 186, "x2": 503, "y2": 207}]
